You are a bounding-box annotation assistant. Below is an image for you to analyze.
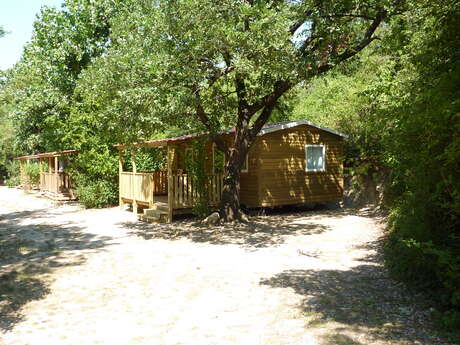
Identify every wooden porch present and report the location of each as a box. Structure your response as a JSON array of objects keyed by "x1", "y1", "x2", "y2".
[
  {"x1": 118, "y1": 143, "x2": 224, "y2": 223},
  {"x1": 119, "y1": 170, "x2": 224, "y2": 223},
  {"x1": 16, "y1": 150, "x2": 77, "y2": 201},
  {"x1": 39, "y1": 171, "x2": 74, "y2": 200}
]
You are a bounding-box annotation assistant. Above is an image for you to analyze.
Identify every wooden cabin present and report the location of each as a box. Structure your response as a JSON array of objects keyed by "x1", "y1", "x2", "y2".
[
  {"x1": 15, "y1": 150, "x2": 77, "y2": 200},
  {"x1": 117, "y1": 120, "x2": 346, "y2": 223}
]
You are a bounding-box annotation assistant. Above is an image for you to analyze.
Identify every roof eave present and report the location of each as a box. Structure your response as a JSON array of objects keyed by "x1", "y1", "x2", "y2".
[{"x1": 258, "y1": 120, "x2": 348, "y2": 138}]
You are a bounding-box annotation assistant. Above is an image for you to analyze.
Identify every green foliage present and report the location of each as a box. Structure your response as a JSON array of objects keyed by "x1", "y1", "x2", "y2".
[
  {"x1": 69, "y1": 146, "x2": 119, "y2": 208},
  {"x1": 5, "y1": 176, "x2": 20, "y2": 188},
  {"x1": 292, "y1": 49, "x2": 390, "y2": 172},
  {"x1": 1, "y1": 1, "x2": 124, "y2": 203},
  {"x1": 381, "y1": 0, "x2": 460, "y2": 313},
  {"x1": 4, "y1": 0, "x2": 123, "y2": 153},
  {"x1": 290, "y1": 0, "x2": 460, "y2": 317},
  {"x1": 123, "y1": 148, "x2": 166, "y2": 172},
  {"x1": 185, "y1": 139, "x2": 212, "y2": 218},
  {"x1": 74, "y1": 176, "x2": 118, "y2": 209},
  {"x1": 0, "y1": 104, "x2": 15, "y2": 178},
  {"x1": 4, "y1": 160, "x2": 20, "y2": 187},
  {"x1": 23, "y1": 162, "x2": 41, "y2": 186}
]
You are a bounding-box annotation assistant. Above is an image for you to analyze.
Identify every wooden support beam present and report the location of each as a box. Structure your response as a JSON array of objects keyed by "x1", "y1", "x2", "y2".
[
  {"x1": 54, "y1": 157, "x2": 59, "y2": 194},
  {"x1": 39, "y1": 158, "x2": 43, "y2": 191},
  {"x1": 167, "y1": 144, "x2": 174, "y2": 223},
  {"x1": 119, "y1": 150, "x2": 125, "y2": 210},
  {"x1": 131, "y1": 149, "x2": 138, "y2": 214}
]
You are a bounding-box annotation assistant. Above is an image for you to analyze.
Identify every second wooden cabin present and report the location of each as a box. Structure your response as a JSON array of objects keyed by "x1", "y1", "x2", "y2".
[
  {"x1": 16, "y1": 150, "x2": 77, "y2": 200},
  {"x1": 117, "y1": 120, "x2": 346, "y2": 223}
]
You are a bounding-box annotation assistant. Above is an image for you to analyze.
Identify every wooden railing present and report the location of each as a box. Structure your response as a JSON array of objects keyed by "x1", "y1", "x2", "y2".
[
  {"x1": 120, "y1": 171, "x2": 223, "y2": 210},
  {"x1": 120, "y1": 172, "x2": 153, "y2": 204},
  {"x1": 40, "y1": 172, "x2": 72, "y2": 194},
  {"x1": 119, "y1": 171, "x2": 167, "y2": 203},
  {"x1": 152, "y1": 171, "x2": 168, "y2": 195},
  {"x1": 171, "y1": 173, "x2": 224, "y2": 209}
]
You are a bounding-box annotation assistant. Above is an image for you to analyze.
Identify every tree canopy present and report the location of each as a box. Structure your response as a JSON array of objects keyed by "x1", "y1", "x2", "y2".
[
  {"x1": 1, "y1": 0, "x2": 459, "y2": 320},
  {"x1": 74, "y1": 0, "x2": 402, "y2": 219}
]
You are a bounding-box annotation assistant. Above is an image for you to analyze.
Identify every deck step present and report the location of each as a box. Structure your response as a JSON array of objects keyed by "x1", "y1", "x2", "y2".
[
  {"x1": 140, "y1": 208, "x2": 168, "y2": 223},
  {"x1": 138, "y1": 214, "x2": 163, "y2": 224},
  {"x1": 152, "y1": 202, "x2": 169, "y2": 213}
]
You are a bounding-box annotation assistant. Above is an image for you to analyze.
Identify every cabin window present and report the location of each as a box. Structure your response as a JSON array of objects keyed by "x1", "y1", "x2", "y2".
[{"x1": 305, "y1": 145, "x2": 326, "y2": 172}]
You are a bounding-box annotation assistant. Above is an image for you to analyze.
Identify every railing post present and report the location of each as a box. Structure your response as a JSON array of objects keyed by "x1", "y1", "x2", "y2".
[
  {"x1": 54, "y1": 156, "x2": 59, "y2": 194},
  {"x1": 131, "y1": 149, "x2": 138, "y2": 214},
  {"x1": 119, "y1": 150, "x2": 125, "y2": 210},
  {"x1": 167, "y1": 145, "x2": 174, "y2": 223}
]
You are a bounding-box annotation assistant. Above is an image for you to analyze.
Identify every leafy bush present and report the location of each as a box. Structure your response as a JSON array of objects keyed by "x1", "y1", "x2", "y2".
[
  {"x1": 383, "y1": 0, "x2": 460, "y2": 322},
  {"x1": 23, "y1": 162, "x2": 40, "y2": 186},
  {"x1": 4, "y1": 159, "x2": 20, "y2": 182},
  {"x1": 74, "y1": 176, "x2": 118, "y2": 209},
  {"x1": 68, "y1": 147, "x2": 119, "y2": 209},
  {"x1": 123, "y1": 147, "x2": 166, "y2": 172},
  {"x1": 5, "y1": 176, "x2": 20, "y2": 188},
  {"x1": 185, "y1": 139, "x2": 212, "y2": 218}
]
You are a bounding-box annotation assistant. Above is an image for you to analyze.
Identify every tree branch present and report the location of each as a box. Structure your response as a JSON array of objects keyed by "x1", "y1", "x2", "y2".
[
  {"x1": 208, "y1": 65, "x2": 235, "y2": 87},
  {"x1": 194, "y1": 91, "x2": 228, "y2": 152},
  {"x1": 247, "y1": 80, "x2": 291, "y2": 117},
  {"x1": 319, "y1": 13, "x2": 375, "y2": 20},
  {"x1": 308, "y1": 9, "x2": 388, "y2": 75},
  {"x1": 248, "y1": 80, "x2": 292, "y2": 141},
  {"x1": 235, "y1": 73, "x2": 250, "y2": 120}
]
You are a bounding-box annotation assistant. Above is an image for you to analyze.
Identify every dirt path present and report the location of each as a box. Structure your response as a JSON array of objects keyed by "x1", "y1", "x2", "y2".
[{"x1": 0, "y1": 187, "x2": 450, "y2": 345}]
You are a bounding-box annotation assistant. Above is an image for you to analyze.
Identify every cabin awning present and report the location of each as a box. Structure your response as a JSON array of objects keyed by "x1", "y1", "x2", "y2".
[
  {"x1": 115, "y1": 120, "x2": 347, "y2": 150},
  {"x1": 15, "y1": 149, "x2": 78, "y2": 160}
]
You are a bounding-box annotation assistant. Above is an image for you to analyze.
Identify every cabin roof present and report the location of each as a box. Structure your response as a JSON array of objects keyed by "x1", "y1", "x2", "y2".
[
  {"x1": 115, "y1": 120, "x2": 347, "y2": 149},
  {"x1": 257, "y1": 120, "x2": 347, "y2": 138},
  {"x1": 15, "y1": 149, "x2": 78, "y2": 160}
]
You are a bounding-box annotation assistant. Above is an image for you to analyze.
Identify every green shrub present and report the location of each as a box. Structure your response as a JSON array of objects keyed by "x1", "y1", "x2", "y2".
[
  {"x1": 23, "y1": 162, "x2": 41, "y2": 186},
  {"x1": 74, "y1": 177, "x2": 118, "y2": 209},
  {"x1": 185, "y1": 138, "x2": 211, "y2": 218},
  {"x1": 5, "y1": 160, "x2": 20, "y2": 180},
  {"x1": 66, "y1": 146, "x2": 119, "y2": 209},
  {"x1": 5, "y1": 176, "x2": 20, "y2": 187}
]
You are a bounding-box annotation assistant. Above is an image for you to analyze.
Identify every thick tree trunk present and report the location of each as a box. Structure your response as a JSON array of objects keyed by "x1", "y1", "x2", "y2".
[
  {"x1": 215, "y1": 82, "x2": 290, "y2": 222},
  {"x1": 219, "y1": 122, "x2": 250, "y2": 222},
  {"x1": 219, "y1": 161, "x2": 242, "y2": 222}
]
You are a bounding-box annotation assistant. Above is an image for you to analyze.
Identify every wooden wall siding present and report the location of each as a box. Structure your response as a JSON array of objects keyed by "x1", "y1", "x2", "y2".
[
  {"x1": 256, "y1": 125, "x2": 344, "y2": 206},
  {"x1": 239, "y1": 145, "x2": 260, "y2": 207}
]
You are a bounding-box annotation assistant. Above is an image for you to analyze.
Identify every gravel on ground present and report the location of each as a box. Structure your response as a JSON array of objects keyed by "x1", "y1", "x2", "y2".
[{"x1": 0, "y1": 187, "x2": 451, "y2": 345}]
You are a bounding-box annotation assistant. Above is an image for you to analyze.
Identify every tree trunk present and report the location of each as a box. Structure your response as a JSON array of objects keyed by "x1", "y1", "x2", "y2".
[
  {"x1": 219, "y1": 161, "x2": 242, "y2": 222},
  {"x1": 219, "y1": 123, "x2": 250, "y2": 222}
]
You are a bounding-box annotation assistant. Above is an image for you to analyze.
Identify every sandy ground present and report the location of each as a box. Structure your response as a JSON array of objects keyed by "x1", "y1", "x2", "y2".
[{"x1": 0, "y1": 187, "x2": 451, "y2": 345}]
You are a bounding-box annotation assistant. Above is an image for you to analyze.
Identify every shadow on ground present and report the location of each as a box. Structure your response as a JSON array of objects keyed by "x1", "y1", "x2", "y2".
[
  {"x1": 260, "y1": 244, "x2": 439, "y2": 345},
  {"x1": 119, "y1": 207, "x2": 371, "y2": 249},
  {"x1": 118, "y1": 212, "x2": 337, "y2": 249},
  {"x1": 0, "y1": 207, "x2": 113, "y2": 331}
]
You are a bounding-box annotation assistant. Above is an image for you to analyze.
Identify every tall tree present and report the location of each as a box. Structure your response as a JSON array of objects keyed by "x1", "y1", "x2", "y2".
[
  {"x1": 6, "y1": 0, "x2": 123, "y2": 153},
  {"x1": 106, "y1": 0, "x2": 404, "y2": 220}
]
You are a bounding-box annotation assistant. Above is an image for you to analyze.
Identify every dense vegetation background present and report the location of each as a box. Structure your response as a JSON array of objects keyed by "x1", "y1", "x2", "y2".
[{"x1": 0, "y1": 0, "x2": 458, "y2": 328}]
